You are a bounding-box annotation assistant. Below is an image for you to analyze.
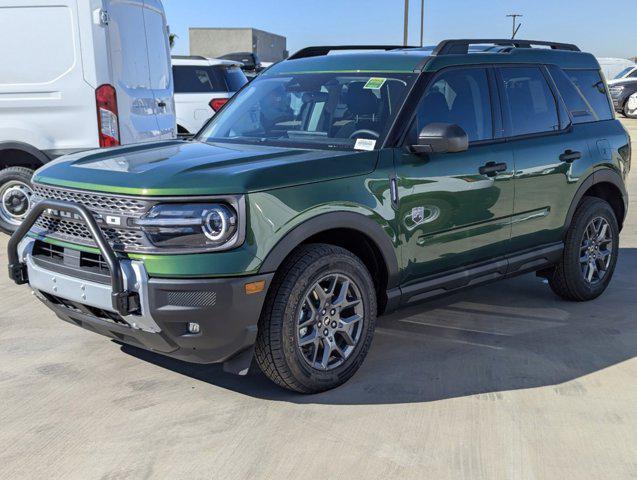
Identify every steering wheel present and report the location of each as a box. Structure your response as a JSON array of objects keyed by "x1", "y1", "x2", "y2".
[{"x1": 349, "y1": 129, "x2": 380, "y2": 140}]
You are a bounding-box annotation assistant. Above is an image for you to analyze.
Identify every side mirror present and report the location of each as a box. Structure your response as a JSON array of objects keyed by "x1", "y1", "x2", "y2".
[{"x1": 410, "y1": 123, "x2": 469, "y2": 155}]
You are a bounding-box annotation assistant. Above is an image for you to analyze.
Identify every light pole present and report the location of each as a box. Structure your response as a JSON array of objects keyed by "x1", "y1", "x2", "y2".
[
  {"x1": 403, "y1": 0, "x2": 409, "y2": 46},
  {"x1": 507, "y1": 13, "x2": 523, "y2": 39},
  {"x1": 419, "y1": 0, "x2": 424, "y2": 47}
]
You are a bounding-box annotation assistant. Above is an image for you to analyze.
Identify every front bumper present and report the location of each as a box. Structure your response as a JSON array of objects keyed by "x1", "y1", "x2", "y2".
[
  {"x1": 8, "y1": 200, "x2": 272, "y2": 366},
  {"x1": 17, "y1": 237, "x2": 272, "y2": 364}
]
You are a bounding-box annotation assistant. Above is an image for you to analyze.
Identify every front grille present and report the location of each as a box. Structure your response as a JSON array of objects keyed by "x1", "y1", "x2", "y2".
[
  {"x1": 30, "y1": 183, "x2": 152, "y2": 252},
  {"x1": 33, "y1": 216, "x2": 145, "y2": 249},
  {"x1": 31, "y1": 184, "x2": 148, "y2": 215}
]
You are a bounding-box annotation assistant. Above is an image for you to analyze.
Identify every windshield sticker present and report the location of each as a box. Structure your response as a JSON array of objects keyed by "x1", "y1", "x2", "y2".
[
  {"x1": 363, "y1": 77, "x2": 387, "y2": 90},
  {"x1": 354, "y1": 138, "x2": 377, "y2": 151}
]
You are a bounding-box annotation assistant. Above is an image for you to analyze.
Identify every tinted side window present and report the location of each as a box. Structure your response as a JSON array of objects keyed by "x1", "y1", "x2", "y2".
[
  {"x1": 499, "y1": 67, "x2": 559, "y2": 136},
  {"x1": 411, "y1": 68, "x2": 493, "y2": 143},
  {"x1": 629, "y1": 70, "x2": 637, "y2": 78},
  {"x1": 225, "y1": 67, "x2": 248, "y2": 92},
  {"x1": 547, "y1": 65, "x2": 596, "y2": 124},
  {"x1": 564, "y1": 69, "x2": 613, "y2": 121},
  {"x1": 173, "y1": 66, "x2": 227, "y2": 93}
]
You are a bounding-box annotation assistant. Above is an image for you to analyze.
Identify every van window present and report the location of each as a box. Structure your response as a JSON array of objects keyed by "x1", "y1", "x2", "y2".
[
  {"x1": 564, "y1": 70, "x2": 613, "y2": 121},
  {"x1": 143, "y1": 8, "x2": 171, "y2": 90},
  {"x1": 499, "y1": 67, "x2": 560, "y2": 136},
  {"x1": 410, "y1": 68, "x2": 493, "y2": 143},
  {"x1": 0, "y1": 6, "x2": 75, "y2": 85}
]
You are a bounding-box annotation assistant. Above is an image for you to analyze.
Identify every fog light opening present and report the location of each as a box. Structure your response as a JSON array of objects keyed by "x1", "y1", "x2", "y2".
[{"x1": 188, "y1": 322, "x2": 201, "y2": 334}]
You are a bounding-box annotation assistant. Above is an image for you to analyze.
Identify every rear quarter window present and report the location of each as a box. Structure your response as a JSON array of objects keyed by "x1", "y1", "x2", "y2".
[
  {"x1": 225, "y1": 67, "x2": 248, "y2": 92},
  {"x1": 560, "y1": 69, "x2": 613, "y2": 122},
  {"x1": 173, "y1": 66, "x2": 228, "y2": 93}
]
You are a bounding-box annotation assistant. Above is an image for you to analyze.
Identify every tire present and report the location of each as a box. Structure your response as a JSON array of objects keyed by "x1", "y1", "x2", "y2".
[
  {"x1": 255, "y1": 244, "x2": 377, "y2": 393},
  {"x1": 0, "y1": 166, "x2": 35, "y2": 235},
  {"x1": 548, "y1": 197, "x2": 619, "y2": 301},
  {"x1": 623, "y1": 93, "x2": 637, "y2": 119}
]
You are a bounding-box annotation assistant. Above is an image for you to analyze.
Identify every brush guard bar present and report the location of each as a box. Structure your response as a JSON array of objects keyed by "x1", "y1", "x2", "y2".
[{"x1": 7, "y1": 199, "x2": 139, "y2": 316}]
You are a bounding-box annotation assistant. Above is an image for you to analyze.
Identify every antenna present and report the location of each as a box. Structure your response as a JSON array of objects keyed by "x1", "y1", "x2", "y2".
[{"x1": 506, "y1": 14, "x2": 523, "y2": 39}]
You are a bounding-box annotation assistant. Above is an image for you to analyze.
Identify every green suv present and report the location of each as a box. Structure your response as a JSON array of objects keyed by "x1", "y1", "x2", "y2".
[{"x1": 8, "y1": 39, "x2": 630, "y2": 393}]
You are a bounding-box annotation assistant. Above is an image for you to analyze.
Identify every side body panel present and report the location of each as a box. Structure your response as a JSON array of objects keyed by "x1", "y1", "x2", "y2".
[
  {"x1": 394, "y1": 145, "x2": 514, "y2": 284},
  {"x1": 0, "y1": 0, "x2": 99, "y2": 152}
]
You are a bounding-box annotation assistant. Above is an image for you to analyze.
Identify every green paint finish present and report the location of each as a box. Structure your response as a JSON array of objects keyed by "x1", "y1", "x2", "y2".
[
  {"x1": 264, "y1": 52, "x2": 426, "y2": 76},
  {"x1": 28, "y1": 49, "x2": 629, "y2": 292},
  {"x1": 34, "y1": 141, "x2": 378, "y2": 196}
]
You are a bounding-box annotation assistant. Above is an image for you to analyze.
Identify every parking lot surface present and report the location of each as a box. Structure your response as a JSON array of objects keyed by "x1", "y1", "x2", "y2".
[{"x1": 1, "y1": 120, "x2": 636, "y2": 480}]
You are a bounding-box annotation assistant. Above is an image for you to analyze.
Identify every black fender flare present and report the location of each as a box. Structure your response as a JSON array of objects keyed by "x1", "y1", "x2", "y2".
[
  {"x1": 564, "y1": 168, "x2": 628, "y2": 230},
  {"x1": 258, "y1": 211, "x2": 401, "y2": 289},
  {"x1": 0, "y1": 141, "x2": 50, "y2": 166}
]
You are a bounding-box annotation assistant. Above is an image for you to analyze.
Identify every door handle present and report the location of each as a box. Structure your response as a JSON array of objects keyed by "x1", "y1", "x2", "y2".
[
  {"x1": 479, "y1": 161, "x2": 507, "y2": 177},
  {"x1": 560, "y1": 149, "x2": 582, "y2": 163},
  {"x1": 157, "y1": 101, "x2": 167, "y2": 108}
]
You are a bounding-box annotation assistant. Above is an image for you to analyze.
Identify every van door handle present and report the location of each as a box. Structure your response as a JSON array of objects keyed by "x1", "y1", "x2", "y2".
[
  {"x1": 479, "y1": 161, "x2": 507, "y2": 177},
  {"x1": 560, "y1": 149, "x2": 582, "y2": 163},
  {"x1": 157, "y1": 101, "x2": 167, "y2": 108}
]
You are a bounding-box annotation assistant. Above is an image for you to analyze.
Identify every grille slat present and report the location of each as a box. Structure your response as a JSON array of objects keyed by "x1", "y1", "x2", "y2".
[
  {"x1": 31, "y1": 184, "x2": 148, "y2": 216},
  {"x1": 30, "y1": 183, "x2": 151, "y2": 252}
]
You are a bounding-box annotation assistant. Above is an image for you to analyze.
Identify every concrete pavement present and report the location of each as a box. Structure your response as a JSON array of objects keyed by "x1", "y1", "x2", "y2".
[{"x1": 0, "y1": 120, "x2": 636, "y2": 480}]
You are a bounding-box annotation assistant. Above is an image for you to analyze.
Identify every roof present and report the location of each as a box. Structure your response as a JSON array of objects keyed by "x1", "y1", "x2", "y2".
[
  {"x1": 263, "y1": 40, "x2": 600, "y2": 77},
  {"x1": 171, "y1": 56, "x2": 242, "y2": 67}
]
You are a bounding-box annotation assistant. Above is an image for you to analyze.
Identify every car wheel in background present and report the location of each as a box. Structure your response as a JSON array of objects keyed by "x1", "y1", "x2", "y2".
[
  {"x1": 255, "y1": 244, "x2": 377, "y2": 393},
  {"x1": 0, "y1": 166, "x2": 34, "y2": 235},
  {"x1": 624, "y1": 93, "x2": 637, "y2": 119},
  {"x1": 548, "y1": 197, "x2": 619, "y2": 301}
]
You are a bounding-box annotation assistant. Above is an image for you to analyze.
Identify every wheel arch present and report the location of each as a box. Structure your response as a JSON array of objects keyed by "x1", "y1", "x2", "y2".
[
  {"x1": 258, "y1": 211, "x2": 401, "y2": 312},
  {"x1": 565, "y1": 168, "x2": 628, "y2": 232},
  {"x1": 0, "y1": 142, "x2": 50, "y2": 171}
]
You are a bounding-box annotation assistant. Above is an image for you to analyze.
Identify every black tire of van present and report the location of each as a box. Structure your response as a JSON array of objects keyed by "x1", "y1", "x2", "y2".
[{"x1": 0, "y1": 167, "x2": 34, "y2": 235}]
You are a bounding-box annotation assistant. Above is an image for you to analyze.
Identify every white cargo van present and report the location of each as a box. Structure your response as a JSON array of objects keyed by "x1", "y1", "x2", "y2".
[{"x1": 0, "y1": 0, "x2": 175, "y2": 233}]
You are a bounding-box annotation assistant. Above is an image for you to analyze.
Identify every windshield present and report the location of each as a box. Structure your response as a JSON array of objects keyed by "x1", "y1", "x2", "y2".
[
  {"x1": 198, "y1": 72, "x2": 417, "y2": 150},
  {"x1": 614, "y1": 67, "x2": 635, "y2": 79}
]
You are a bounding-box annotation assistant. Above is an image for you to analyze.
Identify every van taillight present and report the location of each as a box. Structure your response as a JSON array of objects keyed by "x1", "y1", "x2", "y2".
[
  {"x1": 210, "y1": 98, "x2": 229, "y2": 112},
  {"x1": 96, "y1": 84, "x2": 120, "y2": 148}
]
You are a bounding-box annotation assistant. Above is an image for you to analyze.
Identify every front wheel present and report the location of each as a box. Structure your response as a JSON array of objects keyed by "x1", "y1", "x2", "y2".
[
  {"x1": 548, "y1": 197, "x2": 619, "y2": 301},
  {"x1": 0, "y1": 167, "x2": 35, "y2": 235},
  {"x1": 255, "y1": 244, "x2": 377, "y2": 393}
]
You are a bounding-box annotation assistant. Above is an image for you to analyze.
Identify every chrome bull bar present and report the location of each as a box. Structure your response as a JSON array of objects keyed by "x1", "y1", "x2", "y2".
[{"x1": 7, "y1": 199, "x2": 140, "y2": 316}]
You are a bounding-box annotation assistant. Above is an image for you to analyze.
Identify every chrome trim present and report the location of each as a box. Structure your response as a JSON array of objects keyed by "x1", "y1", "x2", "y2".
[{"x1": 21, "y1": 238, "x2": 161, "y2": 333}]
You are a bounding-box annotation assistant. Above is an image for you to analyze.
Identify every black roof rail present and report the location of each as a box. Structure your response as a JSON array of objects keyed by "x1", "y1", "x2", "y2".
[
  {"x1": 432, "y1": 39, "x2": 581, "y2": 55},
  {"x1": 288, "y1": 45, "x2": 418, "y2": 60}
]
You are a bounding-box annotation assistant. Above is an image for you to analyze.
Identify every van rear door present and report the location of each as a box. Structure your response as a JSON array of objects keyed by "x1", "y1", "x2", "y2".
[
  {"x1": 104, "y1": 0, "x2": 174, "y2": 144},
  {"x1": 142, "y1": 0, "x2": 175, "y2": 140}
]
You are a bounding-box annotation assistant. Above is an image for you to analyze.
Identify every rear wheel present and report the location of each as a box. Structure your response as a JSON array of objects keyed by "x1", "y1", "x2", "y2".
[
  {"x1": 255, "y1": 244, "x2": 377, "y2": 393},
  {"x1": 0, "y1": 167, "x2": 34, "y2": 235},
  {"x1": 623, "y1": 93, "x2": 637, "y2": 119},
  {"x1": 548, "y1": 197, "x2": 619, "y2": 301}
]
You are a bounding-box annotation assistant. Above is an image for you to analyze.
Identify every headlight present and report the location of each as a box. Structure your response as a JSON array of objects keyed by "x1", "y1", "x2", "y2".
[
  {"x1": 136, "y1": 203, "x2": 240, "y2": 250},
  {"x1": 610, "y1": 86, "x2": 625, "y2": 97}
]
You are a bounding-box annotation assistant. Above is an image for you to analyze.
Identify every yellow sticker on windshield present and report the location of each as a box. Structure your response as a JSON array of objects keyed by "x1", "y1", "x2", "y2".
[{"x1": 363, "y1": 78, "x2": 387, "y2": 90}]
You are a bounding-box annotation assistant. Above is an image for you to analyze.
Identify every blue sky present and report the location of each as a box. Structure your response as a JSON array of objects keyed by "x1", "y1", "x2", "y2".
[{"x1": 164, "y1": 0, "x2": 636, "y2": 59}]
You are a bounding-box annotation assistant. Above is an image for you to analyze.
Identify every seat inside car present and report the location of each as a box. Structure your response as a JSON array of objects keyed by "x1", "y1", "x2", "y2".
[{"x1": 336, "y1": 83, "x2": 381, "y2": 138}]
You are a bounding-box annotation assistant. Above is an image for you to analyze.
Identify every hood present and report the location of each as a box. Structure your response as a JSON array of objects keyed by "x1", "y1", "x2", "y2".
[
  {"x1": 607, "y1": 78, "x2": 637, "y2": 87},
  {"x1": 34, "y1": 140, "x2": 378, "y2": 196}
]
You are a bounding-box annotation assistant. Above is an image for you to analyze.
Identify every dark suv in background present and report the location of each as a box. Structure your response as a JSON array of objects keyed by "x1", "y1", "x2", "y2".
[{"x1": 9, "y1": 39, "x2": 630, "y2": 393}]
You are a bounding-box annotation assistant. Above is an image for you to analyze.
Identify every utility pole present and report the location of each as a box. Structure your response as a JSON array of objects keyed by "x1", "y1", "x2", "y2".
[
  {"x1": 403, "y1": 0, "x2": 409, "y2": 46},
  {"x1": 419, "y1": 0, "x2": 424, "y2": 47},
  {"x1": 507, "y1": 14, "x2": 523, "y2": 39}
]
